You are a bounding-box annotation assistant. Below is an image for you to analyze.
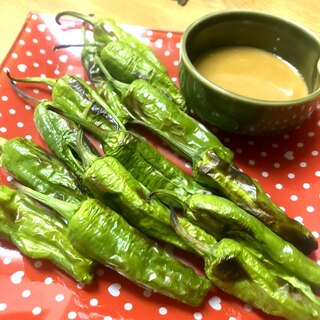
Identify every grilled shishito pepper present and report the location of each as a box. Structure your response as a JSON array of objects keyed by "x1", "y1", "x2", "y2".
[
  {"x1": 0, "y1": 185, "x2": 94, "y2": 284},
  {"x1": 193, "y1": 149, "x2": 318, "y2": 254},
  {"x1": 170, "y1": 208, "x2": 320, "y2": 320},
  {"x1": 55, "y1": 11, "x2": 187, "y2": 111},
  {"x1": 17, "y1": 184, "x2": 212, "y2": 306},
  {"x1": 94, "y1": 63, "x2": 317, "y2": 255},
  {"x1": 152, "y1": 190, "x2": 320, "y2": 289},
  {"x1": 46, "y1": 105, "x2": 212, "y2": 206},
  {"x1": 0, "y1": 137, "x2": 86, "y2": 203}
]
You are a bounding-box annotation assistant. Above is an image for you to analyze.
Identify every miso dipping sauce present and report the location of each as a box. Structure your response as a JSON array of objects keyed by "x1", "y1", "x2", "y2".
[{"x1": 194, "y1": 46, "x2": 309, "y2": 101}]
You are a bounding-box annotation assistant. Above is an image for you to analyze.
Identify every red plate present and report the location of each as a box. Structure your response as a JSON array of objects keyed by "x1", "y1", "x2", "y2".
[{"x1": 0, "y1": 12, "x2": 319, "y2": 320}]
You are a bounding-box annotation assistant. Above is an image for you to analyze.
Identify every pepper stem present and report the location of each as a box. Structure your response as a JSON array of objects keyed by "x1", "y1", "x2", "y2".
[
  {"x1": 6, "y1": 71, "x2": 57, "y2": 87},
  {"x1": 169, "y1": 204, "x2": 212, "y2": 257},
  {"x1": 12, "y1": 181, "x2": 79, "y2": 222},
  {"x1": 147, "y1": 189, "x2": 188, "y2": 211},
  {"x1": 46, "y1": 105, "x2": 109, "y2": 142},
  {"x1": 7, "y1": 73, "x2": 41, "y2": 106},
  {"x1": 55, "y1": 11, "x2": 96, "y2": 26},
  {"x1": 94, "y1": 55, "x2": 129, "y2": 97}
]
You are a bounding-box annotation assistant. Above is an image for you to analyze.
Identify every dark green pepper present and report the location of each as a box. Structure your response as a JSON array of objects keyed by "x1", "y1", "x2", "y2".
[
  {"x1": 0, "y1": 137, "x2": 86, "y2": 203},
  {"x1": 153, "y1": 190, "x2": 320, "y2": 289},
  {"x1": 80, "y1": 150, "x2": 216, "y2": 252},
  {"x1": 55, "y1": 11, "x2": 167, "y2": 73},
  {"x1": 16, "y1": 184, "x2": 212, "y2": 307},
  {"x1": 46, "y1": 105, "x2": 213, "y2": 207},
  {"x1": 7, "y1": 72, "x2": 126, "y2": 133},
  {"x1": 170, "y1": 207, "x2": 320, "y2": 320},
  {"x1": 0, "y1": 185, "x2": 94, "y2": 284},
  {"x1": 193, "y1": 148, "x2": 318, "y2": 254}
]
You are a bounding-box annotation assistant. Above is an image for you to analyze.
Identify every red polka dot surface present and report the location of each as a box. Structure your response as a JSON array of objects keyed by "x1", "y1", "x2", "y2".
[{"x1": 0, "y1": 12, "x2": 319, "y2": 320}]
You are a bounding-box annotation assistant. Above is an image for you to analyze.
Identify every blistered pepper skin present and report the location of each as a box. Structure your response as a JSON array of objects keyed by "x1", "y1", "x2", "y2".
[
  {"x1": 0, "y1": 185, "x2": 94, "y2": 284},
  {"x1": 67, "y1": 198, "x2": 212, "y2": 306},
  {"x1": 0, "y1": 137, "x2": 86, "y2": 203},
  {"x1": 193, "y1": 148, "x2": 318, "y2": 255}
]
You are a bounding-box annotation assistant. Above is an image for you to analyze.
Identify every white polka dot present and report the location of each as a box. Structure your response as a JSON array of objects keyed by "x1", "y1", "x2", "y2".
[
  {"x1": 297, "y1": 142, "x2": 304, "y2": 148},
  {"x1": 67, "y1": 65, "x2": 74, "y2": 71},
  {"x1": 275, "y1": 183, "x2": 283, "y2": 190},
  {"x1": 311, "y1": 150, "x2": 319, "y2": 156},
  {"x1": 299, "y1": 162, "x2": 307, "y2": 168},
  {"x1": 68, "y1": 311, "x2": 77, "y2": 319},
  {"x1": 11, "y1": 52, "x2": 18, "y2": 59},
  {"x1": 44, "y1": 277, "x2": 53, "y2": 285},
  {"x1": 0, "y1": 303, "x2": 7, "y2": 311},
  {"x1": 274, "y1": 162, "x2": 280, "y2": 168},
  {"x1": 308, "y1": 131, "x2": 315, "y2": 137},
  {"x1": 59, "y1": 55, "x2": 68, "y2": 63},
  {"x1": 34, "y1": 260, "x2": 42, "y2": 268},
  {"x1": 294, "y1": 216, "x2": 304, "y2": 224},
  {"x1": 229, "y1": 317, "x2": 237, "y2": 320},
  {"x1": 249, "y1": 160, "x2": 255, "y2": 165},
  {"x1": 25, "y1": 105, "x2": 32, "y2": 110},
  {"x1": 9, "y1": 108, "x2": 16, "y2": 114},
  {"x1": 244, "y1": 304, "x2": 252, "y2": 312},
  {"x1": 22, "y1": 289, "x2": 31, "y2": 298},
  {"x1": 208, "y1": 296, "x2": 222, "y2": 310},
  {"x1": 37, "y1": 24, "x2": 46, "y2": 32},
  {"x1": 17, "y1": 64, "x2": 27, "y2": 72},
  {"x1": 306, "y1": 206, "x2": 315, "y2": 213},
  {"x1": 32, "y1": 38, "x2": 39, "y2": 43},
  {"x1": 90, "y1": 298, "x2": 98, "y2": 306},
  {"x1": 17, "y1": 122, "x2": 24, "y2": 128},
  {"x1": 31, "y1": 14, "x2": 38, "y2": 20},
  {"x1": 312, "y1": 231, "x2": 319, "y2": 238},
  {"x1": 290, "y1": 195, "x2": 298, "y2": 201},
  {"x1": 124, "y1": 303, "x2": 133, "y2": 311},
  {"x1": 272, "y1": 143, "x2": 278, "y2": 148},
  {"x1": 164, "y1": 50, "x2": 170, "y2": 56},
  {"x1": 6, "y1": 176, "x2": 13, "y2": 182},
  {"x1": 25, "y1": 135, "x2": 32, "y2": 140},
  {"x1": 173, "y1": 60, "x2": 179, "y2": 66},
  {"x1": 303, "y1": 183, "x2": 311, "y2": 189},
  {"x1": 260, "y1": 151, "x2": 267, "y2": 157},
  {"x1": 262, "y1": 171, "x2": 269, "y2": 177},
  {"x1": 103, "y1": 317, "x2": 113, "y2": 320},
  {"x1": 25, "y1": 27, "x2": 32, "y2": 33},
  {"x1": 96, "y1": 268, "x2": 105, "y2": 276},
  {"x1": 315, "y1": 171, "x2": 320, "y2": 177},
  {"x1": 32, "y1": 307, "x2": 42, "y2": 315},
  {"x1": 3, "y1": 257, "x2": 12, "y2": 265},
  {"x1": 26, "y1": 51, "x2": 32, "y2": 56},
  {"x1": 143, "y1": 289, "x2": 152, "y2": 297},
  {"x1": 10, "y1": 270, "x2": 24, "y2": 284},
  {"x1": 166, "y1": 32, "x2": 173, "y2": 38},
  {"x1": 194, "y1": 312, "x2": 202, "y2": 320},
  {"x1": 1, "y1": 96, "x2": 8, "y2": 102},
  {"x1": 39, "y1": 49, "x2": 46, "y2": 54},
  {"x1": 159, "y1": 307, "x2": 167, "y2": 315},
  {"x1": 19, "y1": 39, "x2": 25, "y2": 45},
  {"x1": 288, "y1": 173, "x2": 295, "y2": 179},
  {"x1": 55, "y1": 294, "x2": 65, "y2": 302},
  {"x1": 154, "y1": 39, "x2": 164, "y2": 48},
  {"x1": 46, "y1": 35, "x2": 52, "y2": 41}
]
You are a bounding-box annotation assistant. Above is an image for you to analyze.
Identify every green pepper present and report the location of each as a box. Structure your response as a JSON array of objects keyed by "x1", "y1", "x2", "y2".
[
  {"x1": 0, "y1": 137, "x2": 86, "y2": 203},
  {"x1": 94, "y1": 62, "x2": 317, "y2": 255},
  {"x1": 80, "y1": 146, "x2": 216, "y2": 252},
  {"x1": 7, "y1": 72, "x2": 126, "y2": 133},
  {"x1": 193, "y1": 148, "x2": 318, "y2": 254},
  {"x1": 55, "y1": 11, "x2": 168, "y2": 73},
  {"x1": 169, "y1": 207, "x2": 320, "y2": 320},
  {"x1": 46, "y1": 105, "x2": 213, "y2": 207},
  {"x1": 153, "y1": 190, "x2": 320, "y2": 289},
  {"x1": 16, "y1": 183, "x2": 212, "y2": 307},
  {"x1": 0, "y1": 185, "x2": 94, "y2": 284}
]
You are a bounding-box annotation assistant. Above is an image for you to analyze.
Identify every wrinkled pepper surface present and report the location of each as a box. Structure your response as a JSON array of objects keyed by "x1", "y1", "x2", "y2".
[
  {"x1": 0, "y1": 185, "x2": 94, "y2": 284},
  {"x1": 193, "y1": 149, "x2": 318, "y2": 254},
  {"x1": 17, "y1": 184, "x2": 212, "y2": 306},
  {"x1": 0, "y1": 137, "x2": 86, "y2": 203},
  {"x1": 170, "y1": 208, "x2": 320, "y2": 320}
]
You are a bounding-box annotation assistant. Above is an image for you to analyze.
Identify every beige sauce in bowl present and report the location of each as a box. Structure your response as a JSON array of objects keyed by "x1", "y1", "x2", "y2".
[{"x1": 195, "y1": 46, "x2": 308, "y2": 101}]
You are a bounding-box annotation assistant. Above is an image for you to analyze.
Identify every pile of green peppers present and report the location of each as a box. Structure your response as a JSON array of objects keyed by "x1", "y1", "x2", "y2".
[{"x1": 1, "y1": 10, "x2": 319, "y2": 320}]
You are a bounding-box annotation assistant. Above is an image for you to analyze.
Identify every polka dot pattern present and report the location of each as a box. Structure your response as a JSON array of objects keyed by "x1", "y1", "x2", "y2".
[{"x1": 0, "y1": 11, "x2": 319, "y2": 320}]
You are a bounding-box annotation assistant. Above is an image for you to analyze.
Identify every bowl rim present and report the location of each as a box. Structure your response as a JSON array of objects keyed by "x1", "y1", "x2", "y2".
[{"x1": 180, "y1": 9, "x2": 320, "y2": 107}]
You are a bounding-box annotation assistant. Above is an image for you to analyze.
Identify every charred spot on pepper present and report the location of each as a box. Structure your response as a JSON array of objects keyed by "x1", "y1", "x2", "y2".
[{"x1": 213, "y1": 256, "x2": 251, "y2": 282}]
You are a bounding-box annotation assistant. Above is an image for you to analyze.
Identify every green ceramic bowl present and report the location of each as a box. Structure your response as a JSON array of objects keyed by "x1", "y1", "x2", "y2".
[{"x1": 179, "y1": 10, "x2": 320, "y2": 135}]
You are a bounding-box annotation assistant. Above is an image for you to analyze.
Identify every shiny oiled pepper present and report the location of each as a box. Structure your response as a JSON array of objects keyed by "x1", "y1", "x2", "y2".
[
  {"x1": 193, "y1": 149, "x2": 318, "y2": 254},
  {"x1": 0, "y1": 185, "x2": 94, "y2": 284},
  {"x1": 170, "y1": 208, "x2": 320, "y2": 320},
  {"x1": 0, "y1": 137, "x2": 86, "y2": 203},
  {"x1": 46, "y1": 105, "x2": 213, "y2": 206},
  {"x1": 8, "y1": 72, "x2": 125, "y2": 133},
  {"x1": 55, "y1": 11, "x2": 168, "y2": 73},
  {"x1": 94, "y1": 64, "x2": 316, "y2": 255},
  {"x1": 81, "y1": 152, "x2": 216, "y2": 252},
  {"x1": 154, "y1": 190, "x2": 320, "y2": 289},
  {"x1": 17, "y1": 184, "x2": 212, "y2": 307}
]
